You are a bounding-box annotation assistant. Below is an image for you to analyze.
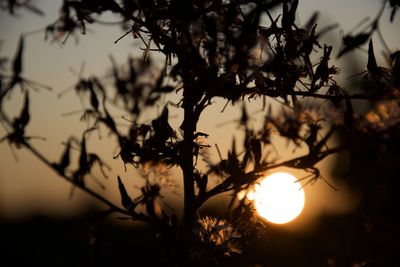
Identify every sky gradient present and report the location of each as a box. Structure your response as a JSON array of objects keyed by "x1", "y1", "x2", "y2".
[{"x1": 0, "y1": 0, "x2": 399, "y2": 232}]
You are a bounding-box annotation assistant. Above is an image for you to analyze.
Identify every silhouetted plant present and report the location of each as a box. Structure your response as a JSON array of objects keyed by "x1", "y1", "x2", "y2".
[{"x1": 1, "y1": 0, "x2": 400, "y2": 266}]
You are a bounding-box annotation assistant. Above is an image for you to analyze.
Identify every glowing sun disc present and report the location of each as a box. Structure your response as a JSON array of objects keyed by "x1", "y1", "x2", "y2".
[{"x1": 253, "y1": 172, "x2": 305, "y2": 224}]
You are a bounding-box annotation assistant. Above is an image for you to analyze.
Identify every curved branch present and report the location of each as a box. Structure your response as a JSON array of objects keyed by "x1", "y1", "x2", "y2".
[
  {"x1": 245, "y1": 86, "x2": 378, "y2": 101},
  {"x1": 197, "y1": 146, "x2": 346, "y2": 208},
  {"x1": 23, "y1": 140, "x2": 152, "y2": 222}
]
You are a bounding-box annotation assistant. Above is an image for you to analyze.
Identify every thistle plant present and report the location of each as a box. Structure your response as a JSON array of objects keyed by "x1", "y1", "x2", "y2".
[{"x1": 1, "y1": 0, "x2": 400, "y2": 266}]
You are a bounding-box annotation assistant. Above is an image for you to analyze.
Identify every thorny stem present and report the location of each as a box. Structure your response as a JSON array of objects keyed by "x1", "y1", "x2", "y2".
[{"x1": 197, "y1": 146, "x2": 346, "y2": 208}]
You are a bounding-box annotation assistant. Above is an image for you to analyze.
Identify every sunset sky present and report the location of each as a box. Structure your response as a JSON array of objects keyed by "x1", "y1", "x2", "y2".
[{"x1": 0, "y1": 0, "x2": 399, "y2": 232}]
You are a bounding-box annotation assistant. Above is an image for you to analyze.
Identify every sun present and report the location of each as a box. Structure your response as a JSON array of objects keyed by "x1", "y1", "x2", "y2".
[{"x1": 249, "y1": 172, "x2": 305, "y2": 224}]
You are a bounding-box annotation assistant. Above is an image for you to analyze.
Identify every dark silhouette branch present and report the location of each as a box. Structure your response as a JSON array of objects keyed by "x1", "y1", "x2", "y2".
[{"x1": 197, "y1": 146, "x2": 346, "y2": 208}]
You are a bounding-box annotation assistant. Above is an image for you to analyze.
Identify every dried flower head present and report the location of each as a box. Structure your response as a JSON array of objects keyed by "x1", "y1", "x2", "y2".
[{"x1": 193, "y1": 216, "x2": 242, "y2": 259}]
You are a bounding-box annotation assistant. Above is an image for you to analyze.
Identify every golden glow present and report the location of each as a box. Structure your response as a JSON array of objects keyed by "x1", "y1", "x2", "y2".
[{"x1": 251, "y1": 172, "x2": 305, "y2": 224}]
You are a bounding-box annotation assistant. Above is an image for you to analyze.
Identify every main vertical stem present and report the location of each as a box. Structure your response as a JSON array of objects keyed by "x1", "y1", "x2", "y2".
[
  {"x1": 182, "y1": 91, "x2": 196, "y2": 231},
  {"x1": 177, "y1": 25, "x2": 199, "y2": 236}
]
